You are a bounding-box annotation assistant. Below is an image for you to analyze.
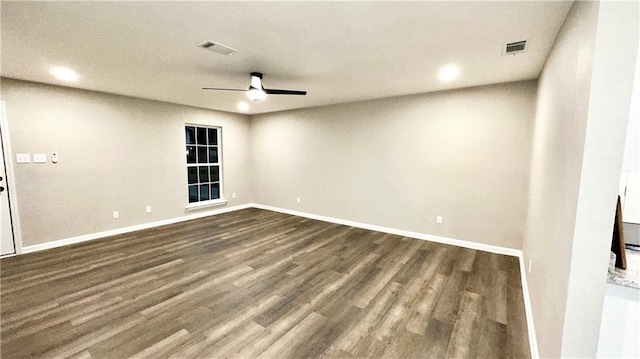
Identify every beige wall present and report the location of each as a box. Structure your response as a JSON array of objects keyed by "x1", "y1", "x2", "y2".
[
  {"x1": 522, "y1": 2, "x2": 598, "y2": 356},
  {"x1": 523, "y1": 1, "x2": 639, "y2": 357},
  {"x1": 251, "y1": 81, "x2": 536, "y2": 249},
  {"x1": 1, "y1": 78, "x2": 252, "y2": 247},
  {"x1": 560, "y1": 1, "x2": 638, "y2": 356}
]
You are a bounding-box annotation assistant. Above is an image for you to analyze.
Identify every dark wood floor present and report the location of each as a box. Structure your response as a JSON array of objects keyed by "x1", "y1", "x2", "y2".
[{"x1": 1, "y1": 208, "x2": 530, "y2": 358}]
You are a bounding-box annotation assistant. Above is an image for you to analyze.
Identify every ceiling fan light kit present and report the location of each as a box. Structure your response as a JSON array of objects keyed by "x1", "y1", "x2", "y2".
[
  {"x1": 203, "y1": 72, "x2": 307, "y2": 102},
  {"x1": 247, "y1": 88, "x2": 266, "y2": 101}
]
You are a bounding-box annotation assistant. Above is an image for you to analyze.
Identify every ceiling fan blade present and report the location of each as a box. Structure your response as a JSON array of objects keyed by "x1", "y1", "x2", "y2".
[
  {"x1": 263, "y1": 89, "x2": 307, "y2": 96},
  {"x1": 202, "y1": 87, "x2": 247, "y2": 92}
]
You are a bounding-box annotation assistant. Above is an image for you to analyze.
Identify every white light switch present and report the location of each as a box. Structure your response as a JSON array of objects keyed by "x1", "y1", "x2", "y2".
[
  {"x1": 33, "y1": 153, "x2": 47, "y2": 163},
  {"x1": 16, "y1": 154, "x2": 30, "y2": 163}
]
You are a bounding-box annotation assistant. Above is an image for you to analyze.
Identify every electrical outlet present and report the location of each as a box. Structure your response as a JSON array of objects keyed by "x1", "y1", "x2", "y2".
[
  {"x1": 296, "y1": 197, "x2": 301, "y2": 203},
  {"x1": 16, "y1": 154, "x2": 30, "y2": 163},
  {"x1": 145, "y1": 205, "x2": 152, "y2": 213},
  {"x1": 528, "y1": 260, "x2": 532, "y2": 274},
  {"x1": 113, "y1": 211, "x2": 119, "y2": 219},
  {"x1": 436, "y1": 216, "x2": 443, "y2": 224},
  {"x1": 33, "y1": 153, "x2": 47, "y2": 163},
  {"x1": 232, "y1": 192, "x2": 236, "y2": 199}
]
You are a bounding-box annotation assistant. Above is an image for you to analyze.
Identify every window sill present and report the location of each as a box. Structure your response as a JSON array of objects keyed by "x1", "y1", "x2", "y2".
[{"x1": 186, "y1": 199, "x2": 228, "y2": 211}]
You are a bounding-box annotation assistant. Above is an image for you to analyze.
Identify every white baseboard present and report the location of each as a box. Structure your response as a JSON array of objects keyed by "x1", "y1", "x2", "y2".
[
  {"x1": 21, "y1": 203, "x2": 254, "y2": 254},
  {"x1": 252, "y1": 203, "x2": 522, "y2": 257},
  {"x1": 20, "y1": 202, "x2": 521, "y2": 258},
  {"x1": 518, "y1": 253, "x2": 539, "y2": 359}
]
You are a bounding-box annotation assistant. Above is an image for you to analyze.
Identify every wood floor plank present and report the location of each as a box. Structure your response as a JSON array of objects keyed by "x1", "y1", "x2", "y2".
[
  {"x1": 405, "y1": 273, "x2": 448, "y2": 335},
  {"x1": 433, "y1": 269, "x2": 471, "y2": 324},
  {"x1": 476, "y1": 318, "x2": 507, "y2": 359},
  {"x1": 129, "y1": 329, "x2": 191, "y2": 359},
  {"x1": 0, "y1": 208, "x2": 531, "y2": 359},
  {"x1": 332, "y1": 281, "x2": 402, "y2": 354},
  {"x1": 258, "y1": 311, "x2": 327, "y2": 359},
  {"x1": 205, "y1": 320, "x2": 266, "y2": 358},
  {"x1": 422, "y1": 318, "x2": 455, "y2": 357},
  {"x1": 445, "y1": 290, "x2": 483, "y2": 358}
]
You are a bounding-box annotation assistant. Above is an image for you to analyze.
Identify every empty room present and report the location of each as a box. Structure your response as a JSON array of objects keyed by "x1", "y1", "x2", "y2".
[{"x1": 1, "y1": 1, "x2": 638, "y2": 358}]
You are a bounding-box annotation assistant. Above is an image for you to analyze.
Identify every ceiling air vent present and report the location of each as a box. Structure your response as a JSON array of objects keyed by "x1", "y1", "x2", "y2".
[
  {"x1": 197, "y1": 40, "x2": 238, "y2": 56},
  {"x1": 503, "y1": 40, "x2": 527, "y2": 55}
]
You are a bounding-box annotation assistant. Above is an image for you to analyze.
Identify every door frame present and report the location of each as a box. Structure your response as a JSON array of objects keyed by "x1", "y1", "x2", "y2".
[{"x1": 1, "y1": 101, "x2": 23, "y2": 255}]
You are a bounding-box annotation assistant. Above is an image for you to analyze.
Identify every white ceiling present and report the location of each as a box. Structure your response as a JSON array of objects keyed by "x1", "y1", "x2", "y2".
[{"x1": 1, "y1": 1, "x2": 573, "y2": 115}]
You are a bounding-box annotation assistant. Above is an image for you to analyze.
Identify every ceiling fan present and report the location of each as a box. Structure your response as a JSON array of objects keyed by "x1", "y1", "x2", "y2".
[{"x1": 202, "y1": 72, "x2": 307, "y2": 101}]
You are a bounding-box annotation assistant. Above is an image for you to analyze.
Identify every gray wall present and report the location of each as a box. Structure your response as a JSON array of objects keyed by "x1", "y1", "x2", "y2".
[
  {"x1": 251, "y1": 81, "x2": 537, "y2": 249},
  {"x1": 1, "y1": 78, "x2": 252, "y2": 247},
  {"x1": 522, "y1": 1, "x2": 639, "y2": 357}
]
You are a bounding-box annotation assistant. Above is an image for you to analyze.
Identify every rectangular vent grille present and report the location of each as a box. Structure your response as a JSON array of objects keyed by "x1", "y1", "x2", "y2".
[
  {"x1": 197, "y1": 41, "x2": 237, "y2": 56},
  {"x1": 504, "y1": 40, "x2": 527, "y2": 55}
]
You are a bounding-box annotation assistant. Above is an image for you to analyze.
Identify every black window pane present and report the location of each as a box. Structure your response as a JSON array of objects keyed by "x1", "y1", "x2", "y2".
[
  {"x1": 188, "y1": 185, "x2": 198, "y2": 203},
  {"x1": 186, "y1": 146, "x2": 196, "y2": 163},
  {"x1": 199, "y1": 184, "x2": 210, "y2": 201},
  {"x1": 208, "y1": 128, "x2": 218, "y2": 145},
  {"x1": 197, "y1": 127, "x2": 207, "y2": 145},
  {"x1": 188, "y1": 167, "x2": 198, "y2": 184},
  {"x1": 211, "y1": 183, "x2": 220, "y2": 200},
  {"x1": 199, "y1": 166, "x2": 209, "y2": 183},
  {"x1": 197, "y1": 146, "x2": 208, "y2": 163},
  {"x1": 209, "y1": 146, "x2": 218, "y2": 163},
  {"x1": 186, "y1": 126, "x2": 196, "y2": 145},
  {"x1": 209, "y1": 166, "x2": 220, "y2": 182}
]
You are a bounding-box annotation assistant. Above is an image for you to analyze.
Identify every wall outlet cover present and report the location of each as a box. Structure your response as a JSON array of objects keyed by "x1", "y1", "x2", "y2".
[
  {"x1": 113, "y1": 211, "x2": 119, "y2": 219},
  {"x1": 33, "y1": 153, "x2": 47, "y2": 163},
  {"x1": 16, "y1": 154, "x2": 30, "y2": 163}
]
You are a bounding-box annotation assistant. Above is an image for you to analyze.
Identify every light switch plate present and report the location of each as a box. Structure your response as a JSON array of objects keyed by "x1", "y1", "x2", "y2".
[
  {"x1": 16, "y1": 154, "x2": 30, "y2": 163},
  {"x1": 33, "y1": 153, "x2": 47, "y2": 163}
]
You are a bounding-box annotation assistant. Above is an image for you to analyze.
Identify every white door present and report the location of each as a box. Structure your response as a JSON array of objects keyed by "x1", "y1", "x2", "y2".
[{"x1": 0, "y1": 104, "x2": 15, "y2": 256}]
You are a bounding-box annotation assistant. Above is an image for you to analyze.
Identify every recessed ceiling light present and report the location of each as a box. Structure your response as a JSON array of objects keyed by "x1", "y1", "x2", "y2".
[
  {"x1": 237, "y1": 102, "x2": 249, "y2": 111},
  {"x1": 438, "y1": 64, "x2": 460, "y2": 82},
  {"x1": 50, "y1": 66, "x2": 79, "y2": 82}
]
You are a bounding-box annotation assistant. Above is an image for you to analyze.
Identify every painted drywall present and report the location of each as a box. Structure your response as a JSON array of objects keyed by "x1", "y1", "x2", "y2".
[
  {"x1": 622, "y1": 37, "x2": 640, "y2": 173},
  {"x1": 523, "y1": 1, "x2": 639, "y2": 357},
  {"x1": 0, "y1": 78, "x2": 252, "y2": 247},
  {"x1": 522, "y1": 2, "x2": 599, "y2": 355},
  {"x1": 597, "y1": 283, "x2": 640, "y2": 358},
  {"x1": 561, "y1": 1, "x2": 638, "y2": 356},
  {"x1": 251, "y1": 81, "x2": 536, "y2": 250}
]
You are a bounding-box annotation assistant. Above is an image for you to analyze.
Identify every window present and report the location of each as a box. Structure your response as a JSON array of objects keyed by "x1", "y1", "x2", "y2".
[{"x1": 185, "y1": 125, "x2": 222, "y2": 204}]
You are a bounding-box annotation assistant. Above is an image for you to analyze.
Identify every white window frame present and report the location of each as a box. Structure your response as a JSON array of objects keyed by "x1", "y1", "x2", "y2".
[{"x1": 185, "y1": 124, "x2": 226, "y2": 209}]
